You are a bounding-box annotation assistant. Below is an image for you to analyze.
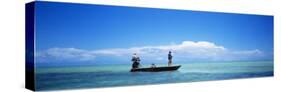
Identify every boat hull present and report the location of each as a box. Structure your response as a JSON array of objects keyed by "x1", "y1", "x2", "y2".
[{"x1": 130, "y1": 65, "x2": 181, "y2": 72}]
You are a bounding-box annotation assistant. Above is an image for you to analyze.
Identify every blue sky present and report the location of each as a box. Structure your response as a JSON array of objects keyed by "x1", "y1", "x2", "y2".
[{"x1": 34, "y1": 1, "x2": 273, "y2": 66}]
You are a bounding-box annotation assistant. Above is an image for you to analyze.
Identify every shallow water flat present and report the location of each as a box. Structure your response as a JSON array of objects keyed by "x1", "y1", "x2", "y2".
[{"x1": 35, "y1": 61, "x2": 273, "y2": 91}]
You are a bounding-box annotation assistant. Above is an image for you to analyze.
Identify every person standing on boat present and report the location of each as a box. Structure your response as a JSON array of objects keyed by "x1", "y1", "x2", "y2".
[
  {"x1": 168, "y1": 51, "x2": 173, "y2": 66},
  {"x1": 131, "y1": 53, "x2": 141, "y2": 69}
]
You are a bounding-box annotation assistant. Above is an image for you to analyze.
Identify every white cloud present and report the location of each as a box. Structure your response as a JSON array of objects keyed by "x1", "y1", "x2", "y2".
[
  {"x1": 37, "y1": 48, "x2": 96, "y2": 61},
  {"x1": 37, "y1": 41, "x2": 269, "y2": 62}
]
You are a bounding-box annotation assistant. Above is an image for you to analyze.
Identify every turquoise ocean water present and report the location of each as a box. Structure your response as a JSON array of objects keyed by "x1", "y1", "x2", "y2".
[{"x1": 35, "y1": 61, "x2": 273, "y2": 91}]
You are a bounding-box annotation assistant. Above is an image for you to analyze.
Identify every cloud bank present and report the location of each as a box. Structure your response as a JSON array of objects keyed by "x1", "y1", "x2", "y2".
[{"x1": 37, "y1": 41, "x2": 270, "y2": 62}]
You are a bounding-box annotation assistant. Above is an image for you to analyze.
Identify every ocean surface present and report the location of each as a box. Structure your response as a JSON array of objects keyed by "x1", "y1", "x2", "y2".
[{"x1": 35, "y1": 61, "x2": 273, "y2": 91}]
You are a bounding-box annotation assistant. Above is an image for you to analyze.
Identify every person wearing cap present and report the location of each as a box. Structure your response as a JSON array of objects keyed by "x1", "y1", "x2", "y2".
[{"x1": 131, "y1": 53, "x2": 141, "y2": 69}]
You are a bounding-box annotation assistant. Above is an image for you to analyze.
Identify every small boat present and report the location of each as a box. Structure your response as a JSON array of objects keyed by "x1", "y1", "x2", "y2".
[{"x1": 130, "y1": 65, "x2": 181, "y2": 72}]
